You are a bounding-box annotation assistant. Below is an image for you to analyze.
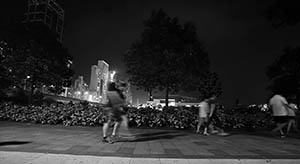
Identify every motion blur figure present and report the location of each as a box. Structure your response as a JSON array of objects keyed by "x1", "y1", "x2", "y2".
[{"x1": 102, "y1": 82, "x2": 127, "y2": 144}]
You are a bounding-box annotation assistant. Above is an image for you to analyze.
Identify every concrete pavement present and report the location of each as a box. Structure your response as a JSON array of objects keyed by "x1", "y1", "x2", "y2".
[{"x1": 1, "y1": 121, "x2": 300, "y2": 163}]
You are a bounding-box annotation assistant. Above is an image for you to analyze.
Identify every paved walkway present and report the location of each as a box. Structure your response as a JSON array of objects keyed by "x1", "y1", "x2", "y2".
[{"x1": 1, "y1": 121, "x2": 300, "y2": 163}]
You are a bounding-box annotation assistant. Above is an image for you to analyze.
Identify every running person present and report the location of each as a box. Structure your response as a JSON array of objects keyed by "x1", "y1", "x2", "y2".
[
  {"x1": 196, "y1": 98, "x2": 210, "y2": 134},
  {"x1": 204, "y1": 95, "x2": 229, "y2": 136},
  {"x1": 269, "y1": 94, "x2": 290, "y2": 137},
  {"x1": 102, "y1": 82, "x2": 126, "y2": 143}
]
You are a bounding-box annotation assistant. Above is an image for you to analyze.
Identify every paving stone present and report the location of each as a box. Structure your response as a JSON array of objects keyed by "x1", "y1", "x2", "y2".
[
  {"x1": 64, "y1": 145, "x2": 91, "y2": 153},
  {"x1": 1, "y1": 121, "x2": 300, "y2": 159},
  {"x1": 164, "y1": 148, "x2": 183, "y2": 156},
  {"x1": 0, "y1": 151, "x2": 43, "y2": 164},
  {"x1": 129, "y1": 158, "x2": 160, "y2": 164},
  {"x1": 149, "y1": 141, "x2": 165, "y2": 154},
  {"x1": 133, "y1": 142, "x2": 150, "y2": 155}
]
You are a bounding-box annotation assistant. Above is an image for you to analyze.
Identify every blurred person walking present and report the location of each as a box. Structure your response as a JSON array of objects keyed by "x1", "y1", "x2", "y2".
[
  {"x1": 286, "y1": 102, "x2": 299, "y2": 135},
  {"x1": 102, "y1": 82, "x2": 127, "y2": 144},
  {"x1": 204, "y1": 95, "x2": 229, "y2": 136},
  {"x1": 269, "y1": 94, "x2": 291, "y2": 137},
  {"x1": 196, "y1": 97, "x2": 210, "y2": 135}
]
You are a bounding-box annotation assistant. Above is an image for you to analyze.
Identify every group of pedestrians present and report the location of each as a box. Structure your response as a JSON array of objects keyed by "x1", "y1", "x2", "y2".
[
  {"x1": 196, "y1": 95, "x2": 229, "y2": 136},
  {"x1": 196, "y1": 93, "x2": 299, "y2": 137},
  {"x1": 269, "y1": 94, "x2": 298, "y2": 137},
  {"x1": 101, "y1": 81, "x2": 298, "y2": 143}
]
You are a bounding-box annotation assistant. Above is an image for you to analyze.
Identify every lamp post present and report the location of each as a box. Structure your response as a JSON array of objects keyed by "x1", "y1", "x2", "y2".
[{"x1": 24, "y1": 76, "x2": 30, "y2": 90}]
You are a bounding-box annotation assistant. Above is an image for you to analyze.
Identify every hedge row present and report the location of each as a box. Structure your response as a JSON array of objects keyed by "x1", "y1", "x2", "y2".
[{"x1": 0, "y1": 102, "x2": 276, "y2": 130}]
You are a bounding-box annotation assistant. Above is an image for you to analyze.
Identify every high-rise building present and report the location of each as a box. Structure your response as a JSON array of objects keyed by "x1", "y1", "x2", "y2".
[
  {"x1": 23, "y1": 0, "x2": 64, "y2": 43},
  {"x1": 73, "y1": 76, "x2": 88, "y2": 99},
  {"x1": 89, "y1": 60, "x2": 109, "y2": 103}
]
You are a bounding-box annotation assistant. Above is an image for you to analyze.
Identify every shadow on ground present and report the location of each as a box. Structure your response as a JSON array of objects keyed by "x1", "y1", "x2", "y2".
[
  {"x1": 0, "y1": 141, "x2": 31, "y2": 146},
  {"x1": 229, "y1": 130, "x2": 300, "y2": 140},
  {"x1": 116, "y1": 131, "x2": 186, "y2": 142}
]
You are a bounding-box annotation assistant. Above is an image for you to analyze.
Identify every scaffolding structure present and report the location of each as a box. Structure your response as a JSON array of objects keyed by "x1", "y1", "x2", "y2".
[{"x1": 23, "y1": 0, "x2": 64, "y2": 43}]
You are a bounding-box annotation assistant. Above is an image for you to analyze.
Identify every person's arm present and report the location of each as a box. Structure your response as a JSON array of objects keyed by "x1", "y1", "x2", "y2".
[{"x1": 209, "y1": 103, "x2": 215, "y2": 117}]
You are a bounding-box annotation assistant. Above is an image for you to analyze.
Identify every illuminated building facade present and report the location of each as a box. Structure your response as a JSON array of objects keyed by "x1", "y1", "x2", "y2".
[
  {"x1": 73, "y1": 76, "x2": 88, "y2": 99},
  {"x1": 89, "y1": 60, "x2": 109, "y2": 103},
  {"x1": 23, "y1": 0, "x2": 64, "y2": 43}
]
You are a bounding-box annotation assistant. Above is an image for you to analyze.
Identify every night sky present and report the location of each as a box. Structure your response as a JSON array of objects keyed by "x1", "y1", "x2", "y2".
[{"x1": 2, "y1": 0, "x2": 300, "y2": 105}]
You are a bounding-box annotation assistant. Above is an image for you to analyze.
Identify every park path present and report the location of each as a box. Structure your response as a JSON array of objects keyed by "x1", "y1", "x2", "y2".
[{"x1": 1, "y1": 121, "x2": 300, "y2": 163}]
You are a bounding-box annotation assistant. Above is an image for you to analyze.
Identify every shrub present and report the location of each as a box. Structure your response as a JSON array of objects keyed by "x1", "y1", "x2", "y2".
[{"x1": 0, "y1": 101, "x2": 277, "y2": 130}]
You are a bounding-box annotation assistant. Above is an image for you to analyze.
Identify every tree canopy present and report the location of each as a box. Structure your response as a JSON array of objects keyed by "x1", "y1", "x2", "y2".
[
  {"x1": 265, "y1": 0, "x2": 300, "y2": 27},
  {"x1": 124, "y1": 9, "x2": 220, "y2": 107},
  {"x1": 266, "y1": 46, "x2": 300, "y2": 103},
  {"x1": 0, "y1": 23, "x2": 74, "y2": 102}
]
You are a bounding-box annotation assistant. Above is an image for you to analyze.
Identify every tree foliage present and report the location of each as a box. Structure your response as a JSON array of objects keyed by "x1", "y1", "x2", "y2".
[
  {"x1": 124, "y1": 9, "x2": 214, "y2": 107},
  {"x1": 0, "y1": 23, "x2": 74, "y2": 101},
  {"x1": 184, "y1": 71, "x2": 222, "y2": 99},
  {"x1": 265, "y1": 0, "x2": 300, "y2": 27},
  {"x1": 266, "y1": 46, "x2": 300, "y2": 103}
]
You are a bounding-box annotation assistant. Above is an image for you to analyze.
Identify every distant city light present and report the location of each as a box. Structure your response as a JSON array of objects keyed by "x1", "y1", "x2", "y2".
[{"x1": 110, "y1": 71, "x2": 116, "y2": 82}]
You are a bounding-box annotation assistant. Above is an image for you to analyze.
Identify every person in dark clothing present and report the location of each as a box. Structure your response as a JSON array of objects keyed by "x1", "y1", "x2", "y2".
[
  {"x1": 102, "y1": 82, "x2": 127, "y2": 144},
  {"x1": 203, "y1": 95, "x2": 229, "y2": 136}
]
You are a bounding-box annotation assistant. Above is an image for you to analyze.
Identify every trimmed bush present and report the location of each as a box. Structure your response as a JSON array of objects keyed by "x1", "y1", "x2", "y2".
[{"x1": 0, "y1": 102, "x2": 278, "y2": 130}]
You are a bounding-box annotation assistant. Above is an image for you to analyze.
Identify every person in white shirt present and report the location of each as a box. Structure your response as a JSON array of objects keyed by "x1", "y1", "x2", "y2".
[
  {"x1": 286, "y1": 102, "x2": 299, "y2": 134},
  {"x1": 269, "y1": 94, "x2": 291, "y2": 137},
  {"x1": 196, "y1": 98, "x2": 210, "y2": 134}
]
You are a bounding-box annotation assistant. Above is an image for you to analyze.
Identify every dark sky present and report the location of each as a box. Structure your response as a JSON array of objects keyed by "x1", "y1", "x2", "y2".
[{"x1": 2, "y1": 0, "x2": 300, "y2": 105}]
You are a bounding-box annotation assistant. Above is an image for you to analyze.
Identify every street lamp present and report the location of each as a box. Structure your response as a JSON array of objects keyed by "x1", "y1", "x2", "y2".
[
  {"x1": 110, "y1": 71, "x2": 116, "y2": 82},
  {"x1": 24, "y1": 75, "x2": 31, "y2": 90}
]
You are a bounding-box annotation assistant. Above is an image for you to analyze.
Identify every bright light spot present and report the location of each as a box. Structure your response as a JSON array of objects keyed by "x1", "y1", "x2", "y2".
[
  {"x1": 88, "y1": 95, "x2": 93, "y2": 101},
  {"x1": 110, "y1": 71, "x2": 116, "y2": 82},
  {"x1": 27, "y1": 76, "x2": 30, "y2": 79}
]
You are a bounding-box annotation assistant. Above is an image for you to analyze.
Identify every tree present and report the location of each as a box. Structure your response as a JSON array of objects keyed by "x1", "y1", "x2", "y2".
[
  {"x1": 0, "y1": 40, "x2": 14, "y2": 90},
  {"x1": 184, "y1": 71, "x2": 222, "y2": 99},
  {"x1": 265, "y1": 0, "x2": 300, "y2": 27},
  {"x1": 266, "y1": 46, "x2": 300, "y2": 104},
  {"x1": 0, "y1": 23, "x2": 74, "y2": 103},
  {"x1": 123, "y1": 9, "x2": 210, "y2": 108}
]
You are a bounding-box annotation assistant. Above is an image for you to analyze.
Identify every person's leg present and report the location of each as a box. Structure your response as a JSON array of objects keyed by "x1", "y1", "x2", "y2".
[
  {"x1": 103, "y1": 121, "x2": 110, "y2": 138},
  {"x1": 272, "y1": 117, "x2": 288, "y2": 136},
  {"x1": 287, "y1": 119, "x2": 293, "y2": 134},
  {"x1": 120, "y1": 114, "x2": 129, "y2": 130},
  {"x1": 102, "y1": 110, "x2": 114, "y2": 143},
  {"x1": 112, "y1": 121, "x2": 120, "y2": 137},
  {"x1": 102, "y1": 120, "x2": 113, "y2": 143},
  {"x1": 111, "y1": 106, "x2": 123, "y2": 138},
  {"x1": 196, "y1": 117, "x2": 204, "y2": 133},
  {"x1": 272, "y1": 122, "x2": 288, "y2": 134},
  {"x1": 293, "y1": 119, "x2": 299, "y2": 132},
  {"x1": 203, "y1": 117, "x2": 210, "y2": 135}
]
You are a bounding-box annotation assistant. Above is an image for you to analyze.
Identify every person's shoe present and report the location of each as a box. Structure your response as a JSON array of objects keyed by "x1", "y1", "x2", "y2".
[
  {"x1": 102, "y1": 137, "x2": 114, "y2": 144},
  {"x1": 111, "y1": 135, "x2": 121, "y2": 140},
  {"x1": 210, "y1": 130, "x2": 219, "y2": 134},
  {"x1": 218, "y1": 132, "x2": 230, "y2": 136},
  {"x1": 280, "y1": 134, "x2": 286, "y2": 138},
  {"x1": 203, "y1": 132, "x2": 210, "y2": 136}
]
